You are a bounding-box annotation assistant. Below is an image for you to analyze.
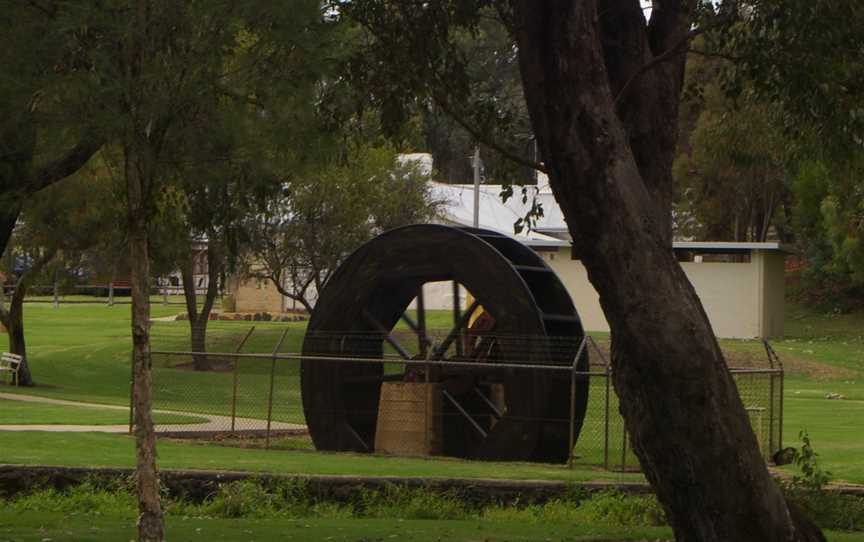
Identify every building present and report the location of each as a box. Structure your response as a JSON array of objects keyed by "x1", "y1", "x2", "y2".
[
  {"x1": 432, "y1": 181, "x2": 789, "y2": 339},
  {"x1": 225, "y1": 154, "x2": 790, "y2": 338}
]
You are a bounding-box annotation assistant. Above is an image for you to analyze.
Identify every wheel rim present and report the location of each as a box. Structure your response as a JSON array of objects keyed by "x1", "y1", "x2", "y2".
[{"x1": 301, "y1": 224, "x2": 589, "y2": 462}]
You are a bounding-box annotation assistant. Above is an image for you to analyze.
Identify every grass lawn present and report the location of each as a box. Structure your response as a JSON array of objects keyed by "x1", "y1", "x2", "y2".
[
  {"x1": 0, "y1": 511, "x2": 860, "y2": 541},
  {"x1": 0, "y1": 399, "x2": 205, "y2": 426},
  {"x1": 1, "y1": 300, "x2": 863, "y2": 485},
  {"x1": 0, "y1": 511, "x2": 677, "y2": 542},
  {"x1": 0, "y1": 430, "x2": 643, "y2": 483}
]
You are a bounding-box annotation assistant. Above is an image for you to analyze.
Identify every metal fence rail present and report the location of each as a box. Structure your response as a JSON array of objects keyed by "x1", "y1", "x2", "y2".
[{"x1": 145, "y1": 330, "x2": 783, "y2": 470}]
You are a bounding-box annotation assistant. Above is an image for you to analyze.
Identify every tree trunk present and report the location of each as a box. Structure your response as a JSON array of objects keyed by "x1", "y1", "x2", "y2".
[
  {"x1": 125, "y1": 143, "x2": 164, "y2": 542},
  {"x1": 510, "y1": 3, "x2": 823, "y2": 541},
  {"x1": 180, "y1": 242, "x2": 221, "y2": 371},
  {"x1": 3, "y1": 292, "x2": 31, "y2": 386},
  {"x1": 0, "y1": 249, "x2": 56, "y2": 387},
  {"x1": 189, "y1": 320, "x2": 209, "y2": 370}
]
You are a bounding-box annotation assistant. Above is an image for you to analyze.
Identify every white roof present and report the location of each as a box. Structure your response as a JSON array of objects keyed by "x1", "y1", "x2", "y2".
[
  {"x1": 433, "y1": 180, "x2": 790, "y2": 253},
  {"x1": 431, "y1": 182, "x2": 567, "y2": 247}
]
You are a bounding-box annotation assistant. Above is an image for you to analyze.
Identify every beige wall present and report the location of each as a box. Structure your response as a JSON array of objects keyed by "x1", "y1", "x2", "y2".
[
  {"x1": 541, "y1": 247, "x2": 785, "y2": 339},
  {"x1": 760, "y1": 252, "x2": 787, "y2": 338},
  {"x1": 228, "y1": 276, "x2": 285, "y2": 314}
]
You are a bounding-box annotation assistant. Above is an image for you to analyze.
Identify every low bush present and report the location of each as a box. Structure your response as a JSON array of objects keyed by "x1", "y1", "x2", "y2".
[{"x1": 1, "y1": 475, "x2": 859, "y2": 532}]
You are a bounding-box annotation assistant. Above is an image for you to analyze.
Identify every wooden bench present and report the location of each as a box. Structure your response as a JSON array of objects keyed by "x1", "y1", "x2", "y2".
[{"x1": 0, "y1": 352, "x2": 23, "y2": 386}]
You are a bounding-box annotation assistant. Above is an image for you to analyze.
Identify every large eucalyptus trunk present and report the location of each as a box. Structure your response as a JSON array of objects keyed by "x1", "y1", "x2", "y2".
[
  {"x1": 125, "y1": 143, "x2": 164, "y2": 542},
  {"x1": 510, "y1": 2, "x2": 822, "y2": 541}
]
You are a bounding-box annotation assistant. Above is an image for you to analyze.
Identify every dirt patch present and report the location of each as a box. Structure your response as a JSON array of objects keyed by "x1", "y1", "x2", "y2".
[
  {"x1": 728, "y1": 350, "x2": 857, "y2": 380},
  {"x1": 585, "y1": 338, "x2": 857, "y2": 380}
]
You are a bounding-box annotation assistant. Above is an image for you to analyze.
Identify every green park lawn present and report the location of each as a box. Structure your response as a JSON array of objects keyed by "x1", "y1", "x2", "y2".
[
  {"x1": 0, "y1": 301, "x2": 862, "y2": 485},
  {"x1": 0, "y1": 512, "x2": 676, "y2": 542},
  {"x1": 2, "y1": 512, "x2": 861, "y2": 542},
  {"x1": 0, "y1": 398, "x2": 205, "y2": 426}
]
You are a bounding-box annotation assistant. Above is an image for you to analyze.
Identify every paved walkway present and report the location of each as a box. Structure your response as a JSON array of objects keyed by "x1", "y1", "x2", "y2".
[{"x1": 0, "y1": 391, "x2": 306, "y2": 434}]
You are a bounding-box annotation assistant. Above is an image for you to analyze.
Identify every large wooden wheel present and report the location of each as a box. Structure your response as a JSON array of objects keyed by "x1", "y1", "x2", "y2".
[{"x1": 301, "y1": 224, "x2": 588, "y2": 463}]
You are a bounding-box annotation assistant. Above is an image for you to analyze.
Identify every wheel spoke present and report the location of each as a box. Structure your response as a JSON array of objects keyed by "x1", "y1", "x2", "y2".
[
  {"x1": 433, "y1": 300, "x2": 480, "y2": 360},
  {"x1": 473, "y1": 387, "x2": 503, "y2": 419},
  {"x1": 452, "y1": 281, "x2": 463, "y2": 357},
  {"x1": 416, "y1": 285, "x2": 428, "y2": 356},
  {"x1": 442, "y1": 390, "x2": 488, "y2": 438},
  {"x1": 362, "y1": 309, "x2": 412, "y2": 360}
]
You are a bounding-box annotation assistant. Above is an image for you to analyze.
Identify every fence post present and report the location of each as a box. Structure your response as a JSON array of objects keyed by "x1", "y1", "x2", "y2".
[
  {"x1": 604, "y1": 359, "x2": 611, "y2": 470},
  {"x1": 231, "y1": 326, "x2": 256, "y2": 433},
  {"x1": 568, "y1": 336, "x2": 588, "y2": 469},
  {"x1": 108, "y1": 282, "x2": 114, "y2": 306},
  {"x1": 266, "y1": 328, "x2": 290, "y2": 449},
  {"x1": 128, "y1": 352, "x2": 135, "y2": 434},
  {"x1": 52, "y1": 277, "x2": 59, "y2": 309}
]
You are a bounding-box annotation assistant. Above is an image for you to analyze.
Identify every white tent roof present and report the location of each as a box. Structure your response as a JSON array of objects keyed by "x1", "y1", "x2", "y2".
[{"x1": 430, "y1": 181, "x2": 567, "y2": 247}]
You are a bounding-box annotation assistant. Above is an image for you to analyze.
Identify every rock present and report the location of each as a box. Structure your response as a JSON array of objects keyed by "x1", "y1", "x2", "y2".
[{"x1": 772, "y1": 447, "x2": 797, "y2": 466}]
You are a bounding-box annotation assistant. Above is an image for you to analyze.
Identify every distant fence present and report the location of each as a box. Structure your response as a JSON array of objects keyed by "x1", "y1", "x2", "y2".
[
  {"x1": 146, "y1": 330, "x2": 783, "y2": 470},
  {"x1": 8, "y1": 283, "x2": 210, "y2": 306}
]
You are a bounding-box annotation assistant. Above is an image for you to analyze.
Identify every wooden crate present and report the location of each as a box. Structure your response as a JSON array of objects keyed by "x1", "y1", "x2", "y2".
[{"x1": 374, "y1": 382, "x2": 442, "y2": 456}]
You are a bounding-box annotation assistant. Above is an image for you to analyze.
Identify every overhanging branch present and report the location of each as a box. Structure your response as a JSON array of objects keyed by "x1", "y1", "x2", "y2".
[
  {"x1": 30, "y1": 129, "x2": 103, "y2": 193},
  {"x1": 433, "y1": 92, "x2": 548, "y2": 174}
]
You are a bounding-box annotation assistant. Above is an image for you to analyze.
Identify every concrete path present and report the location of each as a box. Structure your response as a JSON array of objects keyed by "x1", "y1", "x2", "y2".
[{"x1": 0, "y1": 391, "x2": 306, "y2": 434}]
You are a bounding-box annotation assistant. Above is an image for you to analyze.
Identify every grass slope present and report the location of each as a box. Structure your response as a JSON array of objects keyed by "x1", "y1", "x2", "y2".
[{"x1": 0, "y1": 431, "x2": 642, "y2": 483}]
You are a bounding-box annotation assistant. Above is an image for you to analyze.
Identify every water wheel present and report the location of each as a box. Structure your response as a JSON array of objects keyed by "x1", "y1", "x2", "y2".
[{"x1": 300, "y1": 224, "x2": 589, "y2": 463}]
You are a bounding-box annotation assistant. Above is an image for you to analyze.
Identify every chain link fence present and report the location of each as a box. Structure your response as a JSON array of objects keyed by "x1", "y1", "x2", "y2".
[{"x1": 146, "y1": 326, "x2": 784, "y2": 470}]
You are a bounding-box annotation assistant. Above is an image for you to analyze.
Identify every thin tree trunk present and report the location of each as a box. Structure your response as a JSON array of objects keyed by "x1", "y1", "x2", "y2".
[
  {"x1": 180, "y1": 256, "x2": 208, "y2": 371},
  {"x1": 4, "y1": 287, "x2": 31, "y2": 386},
  {"x1": 180, "y1": 242, "x2": 220, "y2": 371},
  {"x1": 125, "y1": 143, "x2": 164, "y2": 542},
  {"x1": 511, "y1": 3, "x2": 823, "y2": 541},
  {"x1": 0, "y1": 249, "x2": 56, "y2": 387}
]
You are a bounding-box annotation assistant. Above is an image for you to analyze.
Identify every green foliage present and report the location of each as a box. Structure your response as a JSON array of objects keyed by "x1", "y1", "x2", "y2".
[
  {"x1": 6, "y1": 482, "x2": 135, "y2": 516},
  {"x1": 782, "y1": 431, "x2": 864, "y2": 531},
  {"x1": 674, "y1": 82, "x2": 791, "y2": 241},
  {"x1": 792, "y1": 429, "x2": 833, "y2": 492},
  {"x1": 355, "y1": 484, "x2": 469, "y2": 520},
  {"x1": 693, "y1": 2, "x2": 864, "y2": 305},
  {"x1": 572, "y1": 491, "x2": 667, "y2": 527},
  {"x1": 3, "y1": 477, "x2": 670, "y2": 527},
  {"x1": 718, "y1": 1, "x2": 864, "y2": 151},
  {"x1": 245, "y1": 143, "x2": 440, "y2": 310}
]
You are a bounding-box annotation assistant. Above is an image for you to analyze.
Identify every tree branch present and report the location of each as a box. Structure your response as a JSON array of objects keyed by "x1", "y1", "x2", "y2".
[
  {"x1": 30, "y1": 129, "x2": 103, "y2": 193},
  {"x1": 433, "y1": 92, "x2": 548, "y2": 174},
  {"x1": 616, "y1": 13, "x2": 734, "y2": 105}
]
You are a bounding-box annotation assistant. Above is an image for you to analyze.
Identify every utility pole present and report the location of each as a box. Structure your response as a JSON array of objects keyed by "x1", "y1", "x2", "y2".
[{"x1": 472, "y1": 146, "x2": 481, "y2": 228}]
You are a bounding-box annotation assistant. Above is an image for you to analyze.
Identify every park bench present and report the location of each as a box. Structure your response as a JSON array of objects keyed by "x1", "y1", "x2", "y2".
[{"x1": 0, "y1": 352, "x2": 23, "y2": 386}]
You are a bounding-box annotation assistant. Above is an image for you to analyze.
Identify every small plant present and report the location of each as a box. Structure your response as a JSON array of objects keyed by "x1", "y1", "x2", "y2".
[
  {"x1": 573, "y1": 491, "x2": 666, "y2": 527},
  {"x1": 202, "y1": 479, "x2": 278, "y2": 518},
  {"x1": 792, "y1": 429, "x2": 832, "y2": 491}
]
